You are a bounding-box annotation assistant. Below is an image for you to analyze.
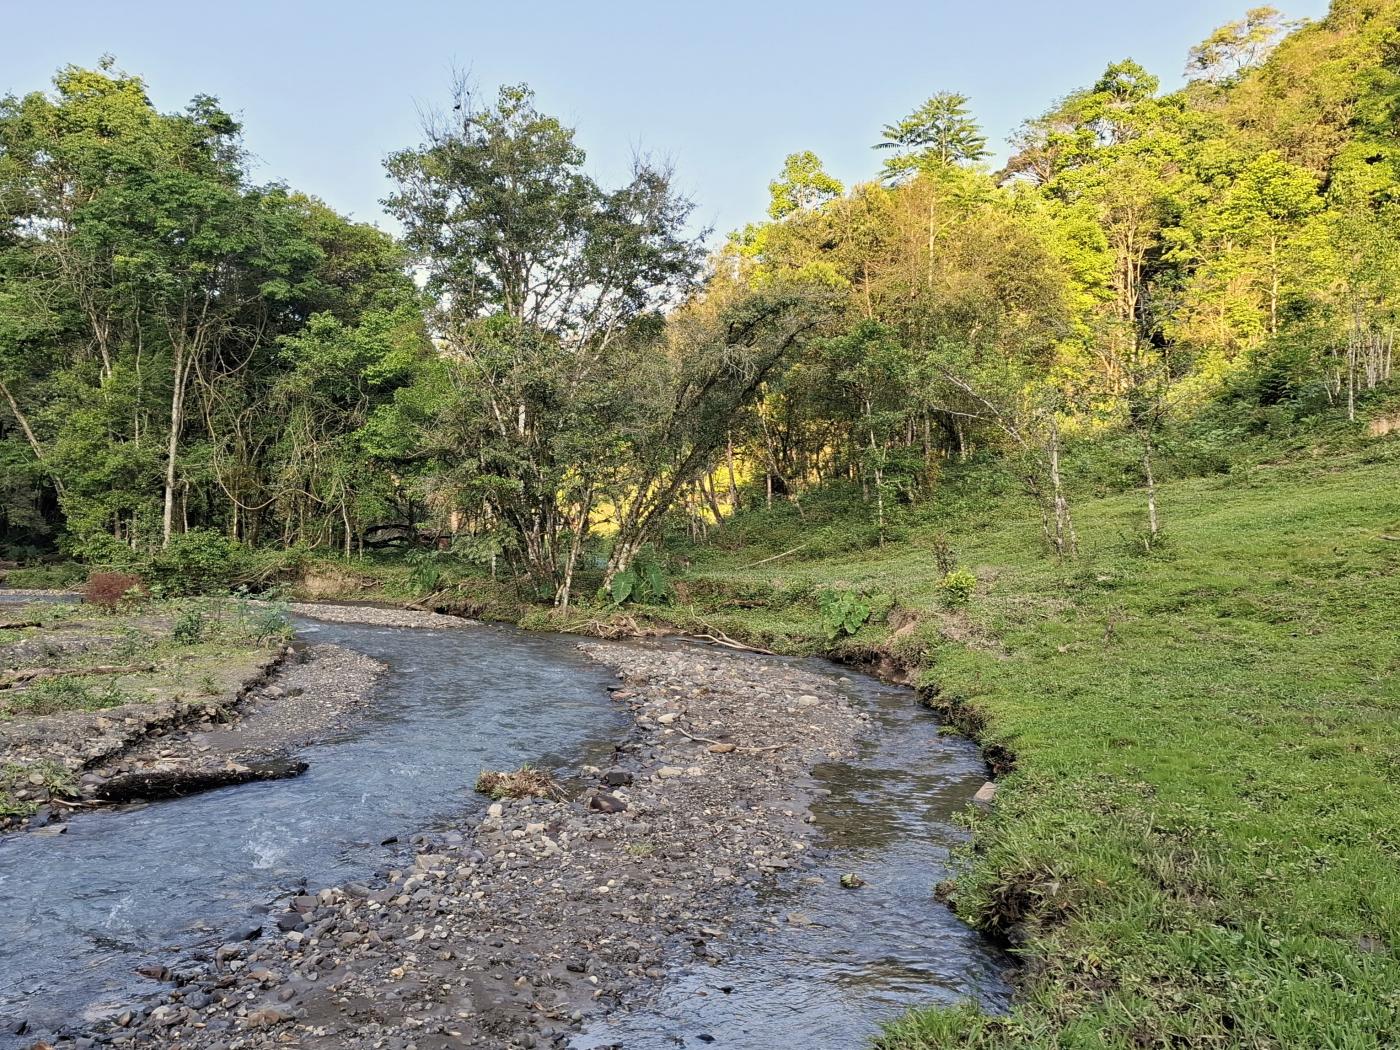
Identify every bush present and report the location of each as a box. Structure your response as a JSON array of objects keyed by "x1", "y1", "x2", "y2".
[
  {"x1": 82, "y1": 571, "x2": 145, "y2": 613},
  {"x1": 604, "y1": 547, "x2": 673, "y2": 606},
  {"x1": 937, "y1": 568, "x2": 977, "y2": 608},
  {"x1": 148, "y1": 530, "x2": 251, "y2": 596},
  {"x1": 237, "y1": 599, "x2": 293, "y2": 644},
  {"x1": 170, "y1": 607, "x2": 206, "y2": 646}
]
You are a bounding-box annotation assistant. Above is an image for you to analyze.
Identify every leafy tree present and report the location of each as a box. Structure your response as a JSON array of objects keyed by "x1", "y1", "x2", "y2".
[
  {"x1": 875, "y1": 92, "x2": 988, "y2": 181},
  {"x1": 1187, "y1": 6, "x2": 1299, "y2": 83},
  {"x1": 387, "y1": 79, "x2": 767, "y2": 605},
  {"x1": 767, "y1": 150, "x2": 844, "y2": 219}
]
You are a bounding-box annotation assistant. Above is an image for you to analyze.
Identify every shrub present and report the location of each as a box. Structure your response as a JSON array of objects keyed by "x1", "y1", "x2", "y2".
[
  {"x1": 83, "y1": 571, "x2": 145, "y2": 613},
  {"x1": 237, "y1": 600, "x2": 293, "y2": 644},
  {"x1": 937, "y1": 568, "x2": 977, "y2": 608},
  {"x1": 819, "y1": 588, "x2": 872, "y2": 640},
  {"x1": 604, "y1": 547, "x2": 673, "y2": 606},
  {"x1": 148, "y1": 530, "x2": 251, "y2": 595}
]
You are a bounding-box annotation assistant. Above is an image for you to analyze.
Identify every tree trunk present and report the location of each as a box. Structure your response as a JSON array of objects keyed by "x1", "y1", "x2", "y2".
[
  {"x1": 0, "y1": 378, "x2": 64, "y2": 496},
  {"x1": 725, "y1": 433, "x2": 739, "y2": 510},
  {"x1": 1048, "y1": 420, "x2": 1077, "y2": 558},
  {"x1": 554, "y1": 489, "x2": 592, "y2": 610},
  {"x1": 162, "y1": 342, "x2": 189, "y2": 548}
]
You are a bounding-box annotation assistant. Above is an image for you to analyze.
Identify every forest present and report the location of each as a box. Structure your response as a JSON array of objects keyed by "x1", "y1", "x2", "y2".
[
  {"x1": 2, "y1": 1, "x2": 1395, "y2": 604},
  {"x1": 2, "y1": 1, "x2": 1400, "y2": 1047}
]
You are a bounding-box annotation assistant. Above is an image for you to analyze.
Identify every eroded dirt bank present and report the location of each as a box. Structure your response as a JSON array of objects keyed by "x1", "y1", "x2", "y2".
[{"x1": 55, "y1": 642, "x2": 869, "y2": 1049}]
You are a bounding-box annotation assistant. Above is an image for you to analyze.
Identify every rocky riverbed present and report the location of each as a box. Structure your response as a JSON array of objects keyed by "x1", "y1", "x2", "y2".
[
  {"x1": 47, "y1": 641, "x2": 870, "y2": 1049},
  {"x1": 284, "y1": 603, "x2": 479, "y2": 631}
]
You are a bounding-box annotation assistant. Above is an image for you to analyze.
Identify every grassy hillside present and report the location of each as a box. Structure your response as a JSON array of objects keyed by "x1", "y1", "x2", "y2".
[{"x1": 656, "y1": 417, "x2": 1400, "y2": 1047}]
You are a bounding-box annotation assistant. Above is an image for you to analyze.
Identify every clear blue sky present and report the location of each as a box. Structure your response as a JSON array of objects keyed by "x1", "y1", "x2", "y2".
[{"x1": 3, "y1": 0, "x2": 1331, "y2": 240}]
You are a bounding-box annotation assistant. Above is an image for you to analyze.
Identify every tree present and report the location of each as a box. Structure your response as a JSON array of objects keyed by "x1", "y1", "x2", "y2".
[
  {"x1": 0, "y1": 62, "x2": 424, "y2": 557},
  {"x1": 767, "y1": 151, "x2": 844, "y2": 219},
  {"x1": 1187, "y1": 6, "x2": 1299, "y2": 83},
  {"x1": 385, "y1": 79, "x2": 707, "y2": 604},
  {"x1": 875, "y1": 92, "x2": 988, "y2": 181}
]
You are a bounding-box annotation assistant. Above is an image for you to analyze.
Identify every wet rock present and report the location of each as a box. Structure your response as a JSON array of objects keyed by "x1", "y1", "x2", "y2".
[
  {"x1": 601, "y1": 768, "x2": 633, "y2": 787},
  {"x1": 588, "y1": 792, "x2": 627, "y2": 814}
]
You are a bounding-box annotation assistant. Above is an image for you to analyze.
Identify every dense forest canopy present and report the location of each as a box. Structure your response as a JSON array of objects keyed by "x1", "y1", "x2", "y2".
[{"x1": 1, "y1": 0, "x2": 1397, "y2": 604}]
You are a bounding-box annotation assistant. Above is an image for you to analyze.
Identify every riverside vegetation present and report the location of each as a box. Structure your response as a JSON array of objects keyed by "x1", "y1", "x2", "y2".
[{"x1": 3, "y1": 1, "x2": 1400, "y2": 1046}]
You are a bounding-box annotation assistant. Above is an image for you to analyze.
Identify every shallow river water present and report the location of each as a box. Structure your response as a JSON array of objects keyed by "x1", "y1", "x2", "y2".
[{"x1": 0, "y1": 598, "x2": 1008, "y2": 1047}]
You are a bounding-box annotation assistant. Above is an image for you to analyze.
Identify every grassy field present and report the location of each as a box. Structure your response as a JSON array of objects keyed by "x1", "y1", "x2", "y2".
[{"x1": 655, "y1": 430, "x2": 1400, "y2": 1048}]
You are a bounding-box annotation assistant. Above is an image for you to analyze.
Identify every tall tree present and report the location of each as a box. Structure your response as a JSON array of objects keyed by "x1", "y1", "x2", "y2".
[
  {"x1": 875, "y1": 92, "x2": 989, "y2": 181},
  {"x1": 384, "y1": 80, "x2": 707, "y2": 603}
]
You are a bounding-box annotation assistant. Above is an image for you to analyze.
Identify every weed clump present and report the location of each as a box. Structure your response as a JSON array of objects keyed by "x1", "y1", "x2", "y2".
[
  {"x1": 937, "y1": 568, "x2": 977, "y2": 607},
  {"x1": 6, "y1": 676, "x2": 132, "y2": 716},
  {"x1": 475, "y1": 766, "x2": 562, "y2": 801}
]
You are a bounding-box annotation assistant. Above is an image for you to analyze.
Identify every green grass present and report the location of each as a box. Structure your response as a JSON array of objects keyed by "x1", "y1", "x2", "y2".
[
  {"x1": 3, "y1": 675, "x2": 135, "y2": 716},
  {"x1": 657, "y1": 437, "x2": 1400, "y2": 1048},
  {"x1": 0, "y1": 561, "x2": 86, "y2": 589}
]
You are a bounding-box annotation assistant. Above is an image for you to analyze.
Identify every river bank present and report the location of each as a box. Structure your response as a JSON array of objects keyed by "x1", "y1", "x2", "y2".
[{"x1": 1, "y1": 596, "x2": 496, "y2": 835}]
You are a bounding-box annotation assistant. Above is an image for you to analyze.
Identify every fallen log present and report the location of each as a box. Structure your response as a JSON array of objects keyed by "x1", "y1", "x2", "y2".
[{"x1": 89, "y1": 757, "x2": 309, "y2": 803}]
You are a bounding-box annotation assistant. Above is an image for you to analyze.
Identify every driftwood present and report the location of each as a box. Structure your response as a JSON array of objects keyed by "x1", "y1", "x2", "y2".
[
  {"x1": 91, "y1": 758, "x2": 308, "y2": 803},
  {"x1": 0, "y1": 663, "x2": 154, "y2": 690},
  {"x1": 675, "y1": 725, "x2": 788, "y2": 753}
]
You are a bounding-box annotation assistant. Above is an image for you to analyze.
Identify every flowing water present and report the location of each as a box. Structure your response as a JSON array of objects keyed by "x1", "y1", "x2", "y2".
[
  {"x1": 0, "y1": 596, "x2": 1008, "y2": 1047},
  {"x1": 572, "y1": 655, "x2": 1010, "y2": 1048}
]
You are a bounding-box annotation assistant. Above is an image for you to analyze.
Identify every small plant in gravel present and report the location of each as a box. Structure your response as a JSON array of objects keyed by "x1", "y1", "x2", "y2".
[
  {"x1": 170, "y1": 607, "x2": 206, "y2": 646},
  {"x1": 0, "y1": 761, "x2": 76, "y2": 817},
  {"x1": 475, "y1": 765, "x2": 562, "y2": 800}
]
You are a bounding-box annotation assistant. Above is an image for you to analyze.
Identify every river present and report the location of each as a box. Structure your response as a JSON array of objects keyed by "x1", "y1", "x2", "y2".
[{"x1": 0, "y1": 598, "x2": 1008, "y2": 1047}]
